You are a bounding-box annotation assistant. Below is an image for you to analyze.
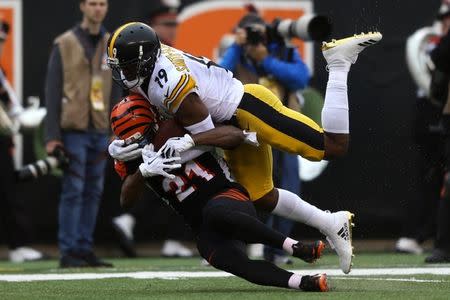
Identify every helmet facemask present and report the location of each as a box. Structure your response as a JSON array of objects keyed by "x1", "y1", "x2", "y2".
[
  {"x1": 108, "y1": 45, "x2": 160, "y2": 90},
  {"x1": 123, "y1": 123, "x2": 159, "y2": 148}
]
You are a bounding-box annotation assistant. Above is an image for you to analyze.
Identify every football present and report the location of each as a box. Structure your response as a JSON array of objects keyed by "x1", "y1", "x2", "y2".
[{"x1": 152, "y1": 118, "x2": 187, "y2": 151}]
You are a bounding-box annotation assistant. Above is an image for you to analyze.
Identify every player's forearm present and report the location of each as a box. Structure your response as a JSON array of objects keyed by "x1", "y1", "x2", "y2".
[
  {"x1": 191, "y1": 125, "x2": 245, "y2": 150},
  {"x1": 120, "y1": 170, "x2": 145, "y2": 209}
]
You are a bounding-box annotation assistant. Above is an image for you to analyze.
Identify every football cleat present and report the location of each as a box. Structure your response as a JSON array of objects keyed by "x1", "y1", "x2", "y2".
[
  {"x1": 395, "y1": 237, "x2": 424, "y2": 255},
  {"x1": 9, "y1": 247, "x2": 45, "y2": 263},
  {"x1": 322, "y1": 31, "x2": 382, "y2": 69},
  {"x1": 161, "y1": 240, "x2": 193, "y2": 257},
  {"x1": 292, "y1": 240, "x2": 325, "y2": 263},
  {"x1": 112, "y1": 214, "x2": 137, "y2": 258},
  {"x1": 299, "y1": 274, "x2": 329, "y2": 292},
  {"x1": 425, "y1": 248, "x2": 450, "y2": 263},
  {"x1": 321, "y1": 211, "x2": 355, "y2": 274}
]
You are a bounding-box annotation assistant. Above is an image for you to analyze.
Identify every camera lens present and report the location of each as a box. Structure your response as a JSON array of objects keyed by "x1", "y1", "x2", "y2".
[
  {"x1": 307, "y1": 16, "x2": 332, "y2": 41},
  {"x1": 276, "y1": 14, "x2": 332, "y2": 41}
]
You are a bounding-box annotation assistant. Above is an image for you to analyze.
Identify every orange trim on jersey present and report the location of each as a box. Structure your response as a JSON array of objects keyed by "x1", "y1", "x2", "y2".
[
  {"x1": 168, "y1": 75, "x2": 197, "y2": 113},
  {"x1": 229, "y1": 190, "x2": 249, "y2": 201},
  {"x1": 213, "y1": 188, "x2": 249, "y2": 202},
  {"x1": 222, "y1": 192, "x2": 247, "y2": 201}
]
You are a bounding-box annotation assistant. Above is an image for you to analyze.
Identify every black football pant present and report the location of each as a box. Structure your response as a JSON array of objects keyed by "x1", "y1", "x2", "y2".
[
  {"x1": 0, "y1": 136, "x2": 31, "y2": 249},
  {"x1": 436, "y1": 133, "x2": 450, "y2": 251},
  {"x1": 196, "y1": 192, "x2": 293, "y2": 288}
]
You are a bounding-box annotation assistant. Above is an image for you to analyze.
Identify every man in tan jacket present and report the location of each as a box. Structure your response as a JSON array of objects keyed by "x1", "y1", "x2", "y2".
[{"x1": 45, "y1": 0, "x2": 121, "y2": 268}]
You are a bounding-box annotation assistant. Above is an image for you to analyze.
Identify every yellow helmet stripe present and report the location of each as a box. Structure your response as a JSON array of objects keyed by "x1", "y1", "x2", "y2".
[{"x1": 108, "y1": 22, "x2": 138, "y2": 57}]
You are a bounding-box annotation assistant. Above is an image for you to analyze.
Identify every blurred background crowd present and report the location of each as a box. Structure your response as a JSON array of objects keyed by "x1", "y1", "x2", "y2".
[{"x1": 0, "y1": 0, "x2": 449, "y2": 266}]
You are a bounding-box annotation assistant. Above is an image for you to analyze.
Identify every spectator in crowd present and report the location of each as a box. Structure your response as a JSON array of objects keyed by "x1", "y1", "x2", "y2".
[
  {"x1": 423, "y1": 2, "x2": 450, "y2": 263},
  {"x1": 218, "y1": 8, "x2": 310, "y2": 264},
  {"x1": 112, "y1": 0, "x2": 194, "y2": 258},
  {"x1": 45, "y1": 0, "x2": 121, "y2": 268},
  {"x1": 395, "y1": 3, "x2": 450, "y2": 255},
  {"x1": 0, "y1": 19, "x2": 45, "y2": 263}
]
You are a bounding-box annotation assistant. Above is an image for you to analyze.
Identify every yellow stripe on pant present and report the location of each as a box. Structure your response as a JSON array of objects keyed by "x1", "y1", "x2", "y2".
[{"x1": 224, "y1": 84, "x2": 325, "y2": 201}]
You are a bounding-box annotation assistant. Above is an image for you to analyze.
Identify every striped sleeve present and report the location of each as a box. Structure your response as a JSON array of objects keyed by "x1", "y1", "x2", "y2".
[{"x1": 163, "y1": 73, "x2": 197, "y2": 113}]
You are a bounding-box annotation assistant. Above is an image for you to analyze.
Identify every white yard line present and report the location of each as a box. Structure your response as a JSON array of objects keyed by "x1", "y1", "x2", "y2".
[
  {"x1": 0, "y1": 267, "x2": 450, "y2": 282},
  {"x1": 333, "y1": 277, "x2": 448, "y2": 283}
]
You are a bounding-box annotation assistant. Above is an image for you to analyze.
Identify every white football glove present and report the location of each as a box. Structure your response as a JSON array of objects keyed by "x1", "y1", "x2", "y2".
[
  {"x1": 159, "y1": 134, "x2": 195, "y2": 158},
  {"x1": 142, "y1": 144, "x2": 157, "y2": 163},
  {"x1": 139, "y1": 144, "x2": 182, "y2": 179},
  {"x1": 108, "y1": 139, "x2": 142, "y2": 162}
]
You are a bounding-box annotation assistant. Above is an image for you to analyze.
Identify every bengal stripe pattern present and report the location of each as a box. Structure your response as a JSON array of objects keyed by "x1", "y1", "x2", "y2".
[
  {"x1": 213, "y1": 188, "x2": 249, "y2": 202},
  {"x1": 163, "y1": 74, "x2": 197, "y2": 113},
  {"x1": 110, "y1": 95, "x2": 156, "y2": 139}
]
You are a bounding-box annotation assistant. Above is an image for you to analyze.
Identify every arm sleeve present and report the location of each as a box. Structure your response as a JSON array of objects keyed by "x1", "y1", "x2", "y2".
[
  {"x1": 44, "y1": 45, "x2": 64, "y2": 142},
  {"x1": 261, "y1": 48, "x2": 310, "y2": 90},
  {"x1": 218, "y1": 43, "x2": 243, "y2": 72},
  {"x1": 184, "y1": 114, "x2": 215, "y2": 134}
]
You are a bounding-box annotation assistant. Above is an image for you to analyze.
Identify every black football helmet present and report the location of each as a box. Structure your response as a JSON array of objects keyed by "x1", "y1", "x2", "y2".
[{"x1": 107, "y1": 22, "x2": 161, "y2": 89}]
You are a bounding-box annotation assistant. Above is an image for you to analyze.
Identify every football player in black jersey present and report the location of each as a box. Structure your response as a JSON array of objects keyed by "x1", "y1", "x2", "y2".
[{"x1": 110, "y1": 95, "x2": 328, "y2": 292}]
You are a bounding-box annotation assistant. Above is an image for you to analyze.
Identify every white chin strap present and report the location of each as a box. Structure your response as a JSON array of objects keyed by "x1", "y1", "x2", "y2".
[{"x1": 120, "y1": 71, "x2": 144, "y2": 89}]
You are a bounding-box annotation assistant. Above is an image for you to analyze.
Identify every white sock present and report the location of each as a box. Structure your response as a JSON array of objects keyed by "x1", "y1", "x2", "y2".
[
  {"x1": 288, "y1": 274, "x2": 302, "y2": 289},
  {"x1": 273, "y1": 189, "x2": 331, "y2": 232},
  {"x1": 282, "y1": 237, "x2": 298, "y2": 255},
  {"x1": 321, "y1": 69, "x2": 349, "y2": 134}
]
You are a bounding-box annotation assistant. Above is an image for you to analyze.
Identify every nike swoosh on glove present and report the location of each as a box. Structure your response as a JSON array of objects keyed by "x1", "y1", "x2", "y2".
[
  {"x1": 139, "y1": 144, "x2": 182, "y2": 179},
  {"x1": 159, "y1": 134, "x2": 195, "y2": 158},
  {"x1": 108, "y1": 139, "x2": 142, "y2": 162}
]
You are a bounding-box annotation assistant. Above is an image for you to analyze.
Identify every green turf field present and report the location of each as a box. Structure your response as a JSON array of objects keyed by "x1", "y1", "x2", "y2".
[{"x1": 0, "y1": 253, "x2": 449, "y2": 299}]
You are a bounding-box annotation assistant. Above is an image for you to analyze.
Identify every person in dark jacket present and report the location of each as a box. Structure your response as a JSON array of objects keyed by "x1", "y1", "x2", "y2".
[{"x1": 425, "y1": 7, "x2": 450, "y2": 262}]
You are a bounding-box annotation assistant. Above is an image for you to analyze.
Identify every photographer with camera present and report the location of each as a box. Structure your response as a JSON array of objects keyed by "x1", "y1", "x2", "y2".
[{"x1": 219, "y1": 9, "x2": 311, "y2": 264}]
